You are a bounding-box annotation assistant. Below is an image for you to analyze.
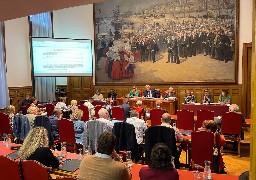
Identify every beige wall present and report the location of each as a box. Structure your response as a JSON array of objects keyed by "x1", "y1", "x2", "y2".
[{"x1": 5, "y1": 1, "x2": 253, "y2": 87}]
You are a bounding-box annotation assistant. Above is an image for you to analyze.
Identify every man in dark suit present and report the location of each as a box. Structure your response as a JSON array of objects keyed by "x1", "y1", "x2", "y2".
[{"x1": 144, "y1": 85, "x2": 156, "y2": 98}]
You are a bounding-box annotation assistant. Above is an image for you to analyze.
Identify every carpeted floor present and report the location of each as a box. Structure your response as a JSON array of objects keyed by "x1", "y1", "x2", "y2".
[{"x1": 180, "y1": 129, "x2": 250, "y2": 176}]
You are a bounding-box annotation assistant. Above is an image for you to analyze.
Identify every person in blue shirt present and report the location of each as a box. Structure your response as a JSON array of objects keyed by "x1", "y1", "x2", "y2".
[{"x1": 70, "y1": 109, "x2": 85, "y2": 145}]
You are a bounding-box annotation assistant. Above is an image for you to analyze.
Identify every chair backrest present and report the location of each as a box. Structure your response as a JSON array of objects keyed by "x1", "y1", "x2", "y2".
[
  {"x1": 191, "y1": 131, "x2": 214, "y2": 167},
  {"x1": 58, "y1": 119, "x2": 76, "y2": 144},
  {"x1": 222, "y1": 112, "x2": 242, "y2": 135},
  {"x1": 145, "y1": 126, "x2": 177, "y2": 166},
  {"x1": 45, "y1": 104, "x2": 55, "y2": 116},
  {"x1": 21, "y1": 160, "x2": 50, "y2": 180},
  {"x1": 0, "y1": 156, "x2": 20, "y2": 180},
  {"x1": 150, "y1": 108, "x2": 165, "y2": 126},
  {"x1": 94, "y1": 105, "x2": 102, "y2": 119},
  {"x1": 177, "y1": 110, "x2": 194, "y2": 131},
  {"x1": 197, "y1": 110, "x2": 214, "y2": 129},
  {"x1": 112, "y1": 106, "x2": 124, "y2": 121},
  {"x1": 78, "y1": 105, "x2": 89, "y2": 121},
  {"x1": 0, "y1": 113, "x2": 12, "y2": 134}
]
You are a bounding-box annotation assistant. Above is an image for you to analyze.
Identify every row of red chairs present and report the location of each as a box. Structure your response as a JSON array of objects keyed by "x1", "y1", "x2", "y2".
[{"x1": 0, "y1": 156, "x2": 78, "y2": 180}]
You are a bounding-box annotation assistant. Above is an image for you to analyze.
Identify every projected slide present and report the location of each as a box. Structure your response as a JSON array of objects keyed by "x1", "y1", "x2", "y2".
[{"x1": 32, "y1": 38, "x2": 92, "y2": 76}]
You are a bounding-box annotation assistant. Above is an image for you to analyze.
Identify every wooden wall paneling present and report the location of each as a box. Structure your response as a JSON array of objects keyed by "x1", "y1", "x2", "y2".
[{"x1": 82, "y1": 77, "x2": 93, "y2": 99}]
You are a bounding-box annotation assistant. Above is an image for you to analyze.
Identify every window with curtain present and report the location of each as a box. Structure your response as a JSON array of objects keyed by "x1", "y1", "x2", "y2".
[
  {"x1": 30, "y1": 12, "x2": 56, "y2": 103},
  {"x1": 0, "y1": 22, "x2": 10, "y2": 109}
]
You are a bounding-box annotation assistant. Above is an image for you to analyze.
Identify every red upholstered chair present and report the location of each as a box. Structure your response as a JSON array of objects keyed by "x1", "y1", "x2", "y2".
[
  {"x1": 56, "y1": 119, "x2": 77, "y2": 152},
  {"x1": 0, "y1": 113, "x2": 12, "y2": 135},
  {"x1": 196, "y1": 110, "x2": 214, "y2": 129},
  {"x1": 112, "y1": 106, "x2": 124, "y2": 121},
  {"x1": 45, "y1": 104, "x2": 55, "y2": 116},
  {"x1": 21, "y1": 160, "x2": 50, "y2": 180},
  {"x1": 222, "y1": 112, "x2": 242, "y2": 157},
  {"x1": 177, "y1": 110, "x2": 194, "y2": 131},
  {"x1": 191, "y1": 131, "x2": 214, "y2": 169},
  {"x1": 78, "y1": 105, "x2": 89, "y2": 121},
  {"x1": 94, "y1": 105, "x2": 102, "y2": 119},
  {"x1": 150, "y1": 108, "x2": 165, "y2": 126},
  {"x1": 0, "y1": 156, "x2": 20, "y2": 180}
]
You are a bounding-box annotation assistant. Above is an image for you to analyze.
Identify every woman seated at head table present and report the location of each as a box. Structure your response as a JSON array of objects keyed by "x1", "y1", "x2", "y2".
[
  {"x1": 218, "y1": 89, "x2": 231, "y2": 105},
  {"x1": 199, "y1": 120, "x2": 226, "y2": 173},
  {"x1": 139, "y1": 143, "x2": 179, "y2": 180},
  {"x1": 92, "y1": 89, "x2": 104, "y2": 101},
  {"x1": 18, "y1": 127, "x2": 59, "y2": 168},
  {"x1": 70, "y1": 109, "x2": 85, "y2": 145},
  {"x1": 127, "y1": 85, "x2": 140, "y2": 97},
  {"x1": 202, "y1": 89, "x2": 213, "y2": 104}
]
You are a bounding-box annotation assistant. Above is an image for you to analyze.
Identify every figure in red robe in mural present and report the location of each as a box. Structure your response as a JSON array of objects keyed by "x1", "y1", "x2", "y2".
[{"x1": 111, "y1": 53, "x2": 122, "y2": 80}]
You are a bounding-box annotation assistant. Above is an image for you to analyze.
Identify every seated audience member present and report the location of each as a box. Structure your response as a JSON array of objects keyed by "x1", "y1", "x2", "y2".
[
  {"x1": 68, "y1": 99, "x2": 78, "y2": 112},
  {"x1": 49, "y1": 108, "x2": 62, "y2": 140},
  {"x1": 5, "y1": 105, "x2": 16, "y2": 127},
  {"x1": 96, "y1": 108, "x2": 113, "y2": 130},
  {"x1": 161, "y1": 113, "x2": 183, "y2": 142},
  {"x1": 21, "y1": 95, "x2": 31, "y2": 106},
  {"x1": 30, "y1": 97, "x2": 38, "y2": 107},
  {"x1": 92, "y1": 89, "x2": 104, "y2": 101},
  {"x1": 83, "y1": 97, "x2": 95, "y2": 119},
  {"x1": 134, "y1": 100, "x2": 145, "y2": 119},
  {"x1": 202, "y1": 89, "x2": 213, "y2": 104},
  {"x1": 199, "y1": 120, "x2": 226, "y2": 173},
  {"x1": 164, "y1": 87, "x2": 176, "y2": 99},
  {"x1": 78, "y1": 132, "x2": 131, "y2": 180},
  {"x1": 119, "y1": 99, "x2": 131, "y2": 120},
  {"x1": 229, "y1": 104, "x2": 245, "y2": 123},
  {"x1": 155, "y1": 100, "x2": 162, "y2": 109},
  {"x1": 18, "y1": 127, "x2": 59, "y2": 168},
  {"x1": 126, "y1": 110, "x2": 147, "y2": 144},
  {"x1": 105, "y1": 99, "x2": 112, "y2": 117},
  {"x1": 218, "y1": 89, "x2": 231, "y2": 104},
  {"x1": 70, "y1": 109, "x2": 85, "y2": 145},
  {"x1": 55, "y1": 97, "x2": 68, "y2": 110},
  {"x1": 139, "y1": 143, "x2": 179, "y2": 180},
  {"x1": 26, "y1": 106, "x2": 38, "y2": 128},
  {"x1": 144, "y1": 85, "x2": 156, "y2": 98},
  {"x1": 127, "y1": 85, "x2": 139, "y2": 97},
  {"x1": 184, "y1": 90, "x2": 197, "y2": 104},
  {"x1": 108, "y1": 89, "x2": 117, "y2": 100}
]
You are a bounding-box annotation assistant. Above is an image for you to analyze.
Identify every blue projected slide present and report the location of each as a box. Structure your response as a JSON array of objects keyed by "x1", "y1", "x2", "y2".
[{"x1": 32, "y1": 38, "x2": 92, "y2": 76}]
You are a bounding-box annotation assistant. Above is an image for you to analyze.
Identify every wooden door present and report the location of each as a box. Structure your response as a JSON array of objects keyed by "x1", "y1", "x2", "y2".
[{"x1": 81, "y1": 77, "x2": 93, "y2": 99}]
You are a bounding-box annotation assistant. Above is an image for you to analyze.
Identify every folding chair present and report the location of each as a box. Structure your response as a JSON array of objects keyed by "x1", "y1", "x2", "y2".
[
  {"x1": 94, "y1": 105, "x2": 102, "y2": 119},
  {"x1": 78, "y1": 105, "x2": 89, "y2": 121},
  {"x1": 177, "y1": 110, "x2": 194, "y2": 131},
  {"x1": 112, "y1": 106, "x2": 125, "y2": 121},
  {"x1": 46, "y1": 104, "x2": 55, "y2": 116}
]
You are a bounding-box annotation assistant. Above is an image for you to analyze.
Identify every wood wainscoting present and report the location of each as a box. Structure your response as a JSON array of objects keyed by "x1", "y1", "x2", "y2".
[{"x1": 8, "y1": 86, "x2": 32, "y2": 112}]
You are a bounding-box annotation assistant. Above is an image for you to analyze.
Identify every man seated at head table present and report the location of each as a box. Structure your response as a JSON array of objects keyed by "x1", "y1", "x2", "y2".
[
  {"x1": 21, "y1": 95, "x2": 31, "y2": 106},
  {"x1": 202, "y1": 89, "x2": 213, "y2": 104},
  {"x1": 144, "y1": 85, "x2": 156, "y2": 98},
  {"x1": 184, "y1": 90, "x2": 197, "y2": 104},
  {"x1": 108, "y1": 89, "x2": 117, "y2": 100},
  {"x1": 164, "y1": 87, "x2": 176, "y2": 99},
  {"x1": 78, "y1": 132, "x2": 131, "y2": 180},
  {"x1": 127, "y1": 85, "x2": 139, "y2": 97},
  {"x1": 92, "y1": 89, "x2": 104, "y2": 101}
]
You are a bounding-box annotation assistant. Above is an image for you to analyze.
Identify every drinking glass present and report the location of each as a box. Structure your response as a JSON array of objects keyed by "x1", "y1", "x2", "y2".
[
  {"x1": 77, "y1": 148, "x2": 83, "y2": 160},
  {"x1": 126, "y1": 151, "x2": 133, "y2": 170},
  {"x1": 194, "y1": 164, "x2": 201, "y2": 179},
  {"x1": 61, "y1": 142, "x2": 67, "y2": 156}
]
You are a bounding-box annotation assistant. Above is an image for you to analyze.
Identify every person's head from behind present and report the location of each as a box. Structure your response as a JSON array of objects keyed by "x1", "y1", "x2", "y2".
[
  {"x1": 70, "y1": 100, "x2": 77, "y2": 106},
  {"x1": 27, "y1": 106, "x2": 38, "y2": 115},
  {"x1": 221, "y1": 89, "x2": 229, "y2": 96},
  {"x1": 161, "y1": 113, "x2": 171, "y2": 124},
  {"x1": 70, "y1": 109, "x2": 83, "y2": 120},
  {"x1": 97, "y1": 132, "x2": 116, "y2": 155},
  {"x1": 19, "y1": 127, "x2": 49, "y2": 159},
  {"x1": 52, "y1": 108, "x2": 62, "y2": 119},
  {"x1": 149, "y1": 143, "x2": 173, "y2": 171},
  {"x1": 130, "y1": 110, "x2": 139, "y2": 118},
  {"x1": 229, "y1": 104, "x2": 239, "y2": 112},
  {"x1": 202, "y1": 120, "x2": 217, "y2": 133},
  {"x1": 98, "y1": 108, "x2": 109, "y2": 120},
  {"x1": 5, "y1": 105, "x2": 15, "y2": 115},
  {"x1": 59, "y1": 97, "x2": 66, "y2": 103},
  {"x1": 136, "y1": 100, "x2": 142, "y2": 107}
]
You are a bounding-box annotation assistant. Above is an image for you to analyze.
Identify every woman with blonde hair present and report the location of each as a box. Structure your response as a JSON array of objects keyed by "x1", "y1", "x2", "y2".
[
  {"x1": 68, "y1": 99, "x2": 78, "y2": 112},
  {"x1": 70, "y1": 109, "x2": 85, "y2": 145},
  {"x1": 18, "y1": 127, "x2": 59, "y2": 168}
]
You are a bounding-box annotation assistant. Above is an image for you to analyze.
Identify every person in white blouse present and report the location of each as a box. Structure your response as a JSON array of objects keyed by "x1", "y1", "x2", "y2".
[
  {"x1": 126, "y1": 110, "x2": 147, "y2": 144},
  {"x1": 55, "y1": 97, "x2": 68, "y2": 110},
  {"x1": 96, "y1": 108, "x2": 113, "y2": 130},
  {"x1": 83, "y1": 98, "x2": 95, "y2": 119}
]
